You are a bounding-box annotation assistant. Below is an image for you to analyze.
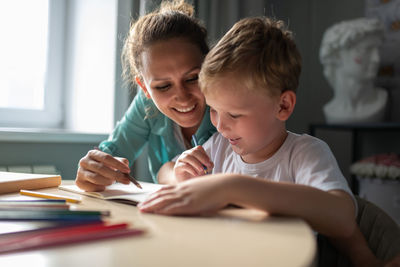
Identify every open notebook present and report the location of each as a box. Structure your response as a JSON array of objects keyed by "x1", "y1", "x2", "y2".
[{"x1": 59, "y1": 182, "x2": 163, "y2": 205}]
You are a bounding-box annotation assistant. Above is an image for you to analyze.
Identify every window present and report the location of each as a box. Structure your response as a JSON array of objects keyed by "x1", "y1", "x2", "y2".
[
  {"x1": 63, "y1": 0, "x2": 117, "y2": 133},
  {"x1": 0, "y1": 0, "x2": 64, "y2": 128},
  {"x1": 0, "y1": 0, "x2": 119, "y2": 133}
]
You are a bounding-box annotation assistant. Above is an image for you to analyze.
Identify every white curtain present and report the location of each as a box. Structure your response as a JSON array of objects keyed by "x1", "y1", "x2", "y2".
[
  {"x1": 194, "y1": 0, "x2": 269, "y2": 44},
  {"x1": 136, "y1": 0, "x2": 271, "y2": 45}
]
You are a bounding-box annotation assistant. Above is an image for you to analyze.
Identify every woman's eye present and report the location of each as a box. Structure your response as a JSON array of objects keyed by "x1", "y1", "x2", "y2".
[
  {"x1": 186, "y1": 75, "x2": 199, "y2": 83},
  {"x1": 155, "y1": 84, "x2": 170, "y2": 90}
]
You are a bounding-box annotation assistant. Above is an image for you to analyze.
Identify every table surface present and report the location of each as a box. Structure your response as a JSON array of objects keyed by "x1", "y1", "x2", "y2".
[{"x1": 0, "y1": 181, "x2": 317, "y2": 267}]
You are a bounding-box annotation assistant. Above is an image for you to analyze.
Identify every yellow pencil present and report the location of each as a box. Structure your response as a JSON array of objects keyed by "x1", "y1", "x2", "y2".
[{"x1": 20, "y1": 190, "x2": 81, "y2": 203}]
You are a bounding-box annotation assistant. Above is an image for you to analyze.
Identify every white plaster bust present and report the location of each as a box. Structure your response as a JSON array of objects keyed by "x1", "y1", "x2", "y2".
[{"x1": 319, "y1": 18, "x2": 387, "y2": 124}]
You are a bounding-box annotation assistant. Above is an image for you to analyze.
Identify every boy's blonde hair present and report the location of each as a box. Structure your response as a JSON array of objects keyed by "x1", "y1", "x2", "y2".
[
  {"x1": 122, "y1": 0, "x2": 208, "y2": 87},
  {"x1": 199, "y1": 17, "x2": 301, "y2": 97}
]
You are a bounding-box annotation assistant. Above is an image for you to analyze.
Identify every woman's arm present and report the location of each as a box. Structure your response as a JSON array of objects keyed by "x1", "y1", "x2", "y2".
[
  {"x1": 157, "y1": 162, "x2": 176, "y2": 184},
  {"x1": 76, "y1": 93, "x2": 153, "y2": 191},
  {"x1": 100, "y1": 92, "x2": 151, "y2": 161}
]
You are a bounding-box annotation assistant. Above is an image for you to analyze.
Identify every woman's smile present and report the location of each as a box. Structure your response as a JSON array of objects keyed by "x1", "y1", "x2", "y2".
[{"x1": 174, "y1": 104, "x2": 196, "y2": 113}]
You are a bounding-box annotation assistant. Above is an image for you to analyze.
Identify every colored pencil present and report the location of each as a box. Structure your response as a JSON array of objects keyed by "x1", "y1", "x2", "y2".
[
  {"x1": 0, "y1": 209, "x2": 109, "y2": 221},
  {"x1": 191, "y1": 134, "x2": 208, "y2": 175},
  {"x1": 0, "y1": 222, "x2": 145, "y2": 254},
  {"x1": 0, "y1": 199, "x2": 66, "y2": 203},
  {"x1": 20, "y1": 190, "x2": 81, "y2": 203}
]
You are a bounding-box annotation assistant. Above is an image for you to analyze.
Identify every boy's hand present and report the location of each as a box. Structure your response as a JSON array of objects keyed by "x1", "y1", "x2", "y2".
[
  {"x1": 138, "y1": 175, "x2": 228, "y2": 215},
  {"x1": 174, "y1": 145, "x2": 214, "y2": 182},
  {"x1": 75, "y1": 149, "x2": 132, "y2": 191}
]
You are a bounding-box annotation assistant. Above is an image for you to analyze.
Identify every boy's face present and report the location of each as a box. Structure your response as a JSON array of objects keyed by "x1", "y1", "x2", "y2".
[{"x1": 205, "y1": 74, "x2": 289, "y2": 164}]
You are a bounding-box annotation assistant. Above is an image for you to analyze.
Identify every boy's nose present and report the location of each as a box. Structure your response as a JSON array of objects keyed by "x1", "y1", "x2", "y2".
[{"x1": 216, "y1": 117, "x2": 228, "y2": 133}]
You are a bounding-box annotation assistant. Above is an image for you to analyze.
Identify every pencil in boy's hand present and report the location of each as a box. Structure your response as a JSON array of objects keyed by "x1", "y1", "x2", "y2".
[
  {"x1": 191, "y1": 135, "x2": 209, "y2": 175},
  {"x1": 93, "y1": 146, "x2": 142, "y2": 189}
]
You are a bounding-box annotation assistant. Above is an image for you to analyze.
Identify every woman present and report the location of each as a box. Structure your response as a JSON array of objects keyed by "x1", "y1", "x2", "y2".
[{"x1": 75, "y1": 0, "x2": 216, "y2": 191}]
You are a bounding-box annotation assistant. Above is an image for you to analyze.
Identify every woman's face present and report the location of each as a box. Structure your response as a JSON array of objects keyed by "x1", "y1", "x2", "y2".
[{"x1": 138, "y1": 38, "x2": 206, "y2": 133}]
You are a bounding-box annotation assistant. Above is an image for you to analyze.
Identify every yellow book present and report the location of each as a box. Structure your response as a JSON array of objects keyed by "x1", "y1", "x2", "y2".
[{"x1": 0, "y1": 172, "x2": 61, "y2": 194}]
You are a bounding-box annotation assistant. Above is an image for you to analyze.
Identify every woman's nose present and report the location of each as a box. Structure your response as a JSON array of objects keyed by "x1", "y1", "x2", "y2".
[{"x1": 175, "y1": 84, "x2": 191, "y2": 102}]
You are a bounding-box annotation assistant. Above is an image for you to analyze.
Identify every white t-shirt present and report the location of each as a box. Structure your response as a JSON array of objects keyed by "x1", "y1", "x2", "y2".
[{"x1": 202, "y1": 131, "x2": 355, "y2": 206}]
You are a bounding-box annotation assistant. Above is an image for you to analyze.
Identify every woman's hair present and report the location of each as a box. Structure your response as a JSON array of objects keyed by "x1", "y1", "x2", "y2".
[
  {"x1": 199, "y1": 17, "x2": 301, "y2": 97},
  {"x1": 122, "y1": 0, "x2": 208, "y2": 87}
]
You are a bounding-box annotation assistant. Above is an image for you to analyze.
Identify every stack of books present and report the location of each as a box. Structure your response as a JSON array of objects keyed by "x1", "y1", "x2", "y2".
[{"x1": 0, "y1": 199, "x2": 108, "y2": 221}]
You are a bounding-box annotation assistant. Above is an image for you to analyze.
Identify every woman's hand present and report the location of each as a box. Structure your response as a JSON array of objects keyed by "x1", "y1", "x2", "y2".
[
  {"x1": 75, "y1": 149, "x2": 132, "y2": 191},
  {"x1": 138, "y1": 175, "x2": 229, "y2": 215},
  {"x1": 174, "y1": 146, "x2": 214, "y2": 182}
]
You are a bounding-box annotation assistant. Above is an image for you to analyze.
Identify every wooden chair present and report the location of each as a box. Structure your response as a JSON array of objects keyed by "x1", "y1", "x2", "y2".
[{"x1": 317, "y1": 196, "x2": 400, "y2": 266}]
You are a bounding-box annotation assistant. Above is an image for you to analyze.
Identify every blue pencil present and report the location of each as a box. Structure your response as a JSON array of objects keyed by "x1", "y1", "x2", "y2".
[
  {"x1": 0, "y1": 199, "x2": 66, "y2": 203},
  {"x1": 0, "y1": 209, "x2": 108, "y2": 221},
  {"x1": 191, "y1": 135, "x2": 208, "y2": 175}
]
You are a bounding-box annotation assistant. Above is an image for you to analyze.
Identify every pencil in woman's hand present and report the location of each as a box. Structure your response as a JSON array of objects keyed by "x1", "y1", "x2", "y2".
[
  {"x1": 94, "y1": 147, "x2": 142, "y2": 189},
  {"x1": 125, "y1": 173, "x2": 142, "y2": 189}
]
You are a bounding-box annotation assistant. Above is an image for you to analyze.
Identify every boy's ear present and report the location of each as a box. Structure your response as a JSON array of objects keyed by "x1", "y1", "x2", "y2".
[
  {"x1": 277, "y1": 90, "x2": 296, "y2": 121},
  {"x1": 135, "y1": 76, "x2": 151, "y2": 99}
]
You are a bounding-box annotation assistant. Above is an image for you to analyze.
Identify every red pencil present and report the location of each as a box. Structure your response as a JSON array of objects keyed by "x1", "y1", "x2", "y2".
[{"x1": 0, "y1": 222, "x2": 145, "y2": 254}]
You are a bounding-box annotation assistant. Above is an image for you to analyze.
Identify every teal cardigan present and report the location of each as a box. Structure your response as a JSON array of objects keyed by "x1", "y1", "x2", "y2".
[{"x1": 99, "y1": 91, "x2": 216, "y2": 183}]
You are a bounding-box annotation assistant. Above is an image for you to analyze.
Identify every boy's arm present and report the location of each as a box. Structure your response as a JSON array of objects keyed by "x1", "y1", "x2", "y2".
[
  {"x1": 227, "y1": 175, "x2": 356, "y2": 238},
  {"x1": 140, "y1": 173, "x2": 356, "y2": 238},
  {"x1": 328, "y1": 227, "x2": 383, "y2": 267}
]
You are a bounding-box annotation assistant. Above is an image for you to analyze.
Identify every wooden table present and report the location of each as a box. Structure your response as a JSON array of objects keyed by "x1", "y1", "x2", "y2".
[{"x1": 0, "y1": 181, "x2": 317, "y2": 267}]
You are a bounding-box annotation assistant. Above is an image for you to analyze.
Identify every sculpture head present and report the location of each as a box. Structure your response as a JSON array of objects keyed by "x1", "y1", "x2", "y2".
[{"x1": 319, "y1": 18, "x2": 384, "y2": 92}]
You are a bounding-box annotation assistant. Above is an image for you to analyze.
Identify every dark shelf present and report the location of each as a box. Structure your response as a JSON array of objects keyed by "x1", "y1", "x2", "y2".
[
  {"x1": 309, "y1": 122, "x2": 400, "y2": 194},
  {"x1": 309, "y1": 122, "x2": 400, "y2": 136}
]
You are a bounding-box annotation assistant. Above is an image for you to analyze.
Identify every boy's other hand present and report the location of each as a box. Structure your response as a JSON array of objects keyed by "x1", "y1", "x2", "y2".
[
  {"x1": 174, "y1": 146, "x2": 214, "y2": 182},
  {"x1": 138, "y1": 175, "x2": 228, "y2": 215}
]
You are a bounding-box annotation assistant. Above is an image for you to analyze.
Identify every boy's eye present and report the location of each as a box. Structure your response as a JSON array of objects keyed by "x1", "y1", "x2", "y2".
[{"x1": 229, "y1": 113, "x2": 241, "y2": 119}]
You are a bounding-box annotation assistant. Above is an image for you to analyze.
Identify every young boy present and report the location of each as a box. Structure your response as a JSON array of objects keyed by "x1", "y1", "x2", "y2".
[{"x1": 139, "y1": 17, "x2": 384, "y2": 266}]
